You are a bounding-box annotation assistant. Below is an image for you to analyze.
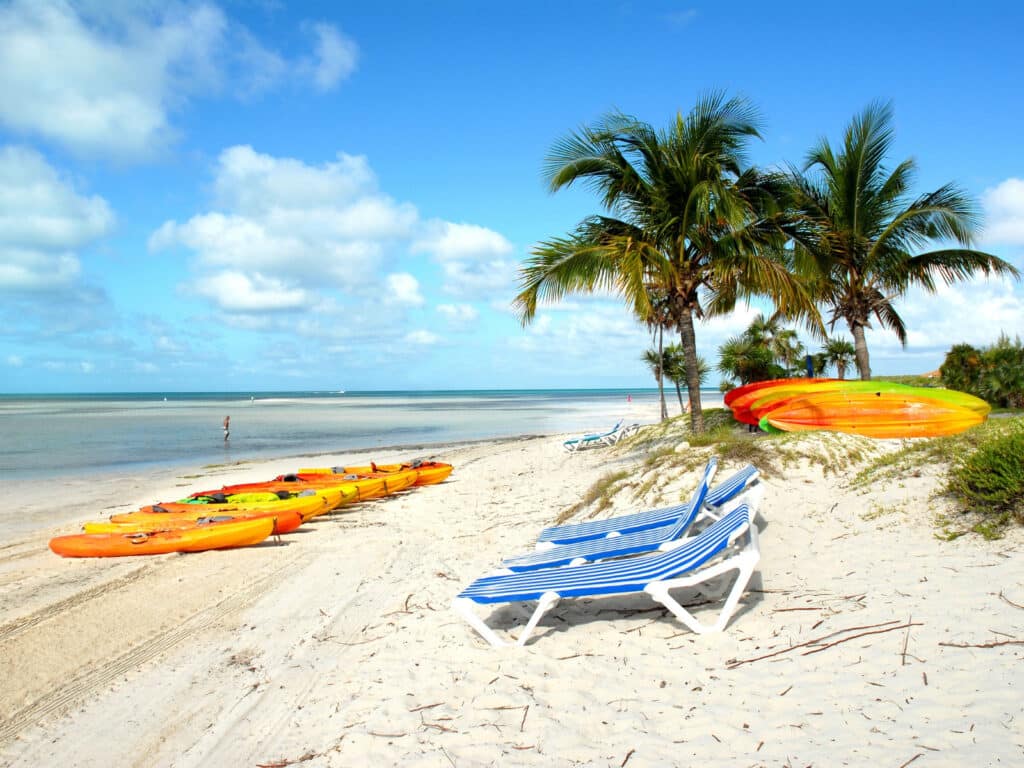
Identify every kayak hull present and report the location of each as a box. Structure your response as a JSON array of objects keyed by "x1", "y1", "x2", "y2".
[{"x1": 50, "y1": 518, "x2": 275, "y2": 558}]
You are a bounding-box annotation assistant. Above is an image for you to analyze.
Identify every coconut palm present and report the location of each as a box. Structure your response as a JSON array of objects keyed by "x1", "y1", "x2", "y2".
[
  {"x1": 787, "y1": 102, "x2": 1020, "y2": 380},
  {"x1": 642, "y1": 343, "x2": 669, "y2": 421},
  {"x1": 718, "y1": 335, "x2": 778, "y2": 385},
  {"x1": 663, "y1": 343, "x2": 708, "y2": 414},
  {"x1": 514, "y1": 93, "x2": 817, "y2": 431},
  {"x1": 823, "y1": 337, "x2": 856, "y2": 379}
]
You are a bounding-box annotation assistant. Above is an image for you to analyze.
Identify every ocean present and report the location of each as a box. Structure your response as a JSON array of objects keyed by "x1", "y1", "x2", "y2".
[{"x1": 0, "y1": 389, "x2": 717, "y2": 481}]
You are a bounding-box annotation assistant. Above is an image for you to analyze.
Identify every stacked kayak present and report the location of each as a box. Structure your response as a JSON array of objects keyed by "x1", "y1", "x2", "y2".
[
  {"x1": 298, "y1": 460, "x2": 454, "y2": 486},
  {"x1": 49, "y1": 518, "x2": 275, "y2": 558},
  {"x1": 726, "y1": 379, "x2": 989, "y2": 439},
  {"x1": 50, "y1": 456, "x2": 452, "y2": 557}
]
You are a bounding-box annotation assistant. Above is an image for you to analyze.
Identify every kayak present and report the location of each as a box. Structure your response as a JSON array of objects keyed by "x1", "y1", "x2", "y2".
[
  {"x1": 184, "y1": 485, "x2": 357, "y2": 510},
  {"x1": 761, "y1": 390, "x2": 987, "y2": 438},
  {"x1": 298, "y1": 461, "x2": 453, "y2": 486},
  {"x1": 113, "y1": 491, "x2": 334, "y2": 524},
  {"x1": 82, "y1": 510, "x2": 303, "y2": 535},
  {"x1": 49, "y1": 517, "x2": 275, "y2": 558},
  {"x1": 192, "y1": 470, "x2": 417, "y2": 502}
]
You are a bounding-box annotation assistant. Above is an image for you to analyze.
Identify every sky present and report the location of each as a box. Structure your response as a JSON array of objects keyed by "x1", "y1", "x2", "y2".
[{"x1": 1, "y1": 0, "x2": 1023, "y2": 393}]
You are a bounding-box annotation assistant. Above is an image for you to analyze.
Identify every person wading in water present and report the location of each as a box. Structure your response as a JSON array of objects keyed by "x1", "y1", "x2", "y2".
[{"x1": 223, "y1": 415, "x2": 230, "y2": 442}]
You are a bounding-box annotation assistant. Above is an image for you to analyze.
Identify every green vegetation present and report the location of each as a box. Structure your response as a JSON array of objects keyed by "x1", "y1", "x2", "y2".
[
  {"x1": 948, "y1": 420, "x2": 1024, "y2": 510},
  {"x1": 786, "y1": 102, "x2": 1020, "y2": 380},
  {"x1": 514, "y1": 92, "x2": 817, "y2": 432},
  {"x1": 940, "y1": 334, "x2": 1024, "y2": 408}
]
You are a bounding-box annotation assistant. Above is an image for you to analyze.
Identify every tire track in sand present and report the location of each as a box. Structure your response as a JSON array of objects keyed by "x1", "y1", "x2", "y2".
[{"x1": 0, "y1": 555, "x2": 297, "y2": 747}]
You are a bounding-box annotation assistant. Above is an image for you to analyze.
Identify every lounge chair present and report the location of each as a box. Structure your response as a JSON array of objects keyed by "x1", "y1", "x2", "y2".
[
  {"x1": 500, "y1": 461, "x2": 751, "y2": 573},
  {"x1": 562, "y1": 420, "x2": 624, "y2": 452},
  {"x1": 535, "y1": 460, "x2": 759, "y2": 547},
  {"x1": 452, "y1": 502, "x2": 760, "y2": 647}
]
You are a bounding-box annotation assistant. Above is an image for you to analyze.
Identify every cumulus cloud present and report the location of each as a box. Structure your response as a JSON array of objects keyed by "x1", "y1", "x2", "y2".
[
  {"x1": 405, "y1": 329, "x2": 441, "y2": 345},
  {"x1": 151, "y1": 145, "x2": 416, "y2": 290},
  {"x1": 437, "y1": 303, "x2": 479, "y2": 325},
  {"x1": 0, "y1": 4, "x2": 359, "y2": 158},
  {"x1": 0, "y1": 145, "x2": 114, "y2": 292},
  {"x1": 190, "y1": 270, "x2": 309, "y2": 312},
  {"x1": 981, "y1": 178, "x2": 1024, "y2": 247},
  {"x1": 412, "y1": 220, "x2": 518, "y2": 297},
  {"x1": 301, "y1": 22, "x2": 358, "y2": 91},
  {"x1": 386, "y1": 273, "x2": 424, "y2": 306}
]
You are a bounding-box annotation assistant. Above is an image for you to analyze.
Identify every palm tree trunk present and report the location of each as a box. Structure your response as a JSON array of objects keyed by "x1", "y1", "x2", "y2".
[
  {"x1": 674, "y1": 381, "x2": 684, "y2": 414},
  {"x1": 657, "y1": 325, "x2": 667, "y2": 421},
  {"x1": 850, "y1": 323, "x2": 871, "y2": 380},
  {"x1": 837, "y1": 360, "x2": 847, "y2": 379},
  {"x1": 678, "y1": 309, "x2": 704, "y2": 432}
]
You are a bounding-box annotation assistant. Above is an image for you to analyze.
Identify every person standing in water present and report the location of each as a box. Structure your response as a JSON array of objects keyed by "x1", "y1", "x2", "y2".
[{"x1": 223, "y1": 415, "x2": 230, "y2": 442}]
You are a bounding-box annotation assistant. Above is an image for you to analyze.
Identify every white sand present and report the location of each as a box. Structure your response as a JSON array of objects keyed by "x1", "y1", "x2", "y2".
[{"x1": 1, "y1": 407, "x2": 1023, "y2": 766}]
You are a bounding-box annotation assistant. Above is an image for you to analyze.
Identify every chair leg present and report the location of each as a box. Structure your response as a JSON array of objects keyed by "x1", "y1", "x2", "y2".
[
  {"x1": 452, "y1": 592, "x2": 562, "y2": 648},
  {"x1": 645, "y1": 553, "x2": 758, "y2": 635},
  {"x1": 515, "y1": 592, "x2": 560, "y2": 646}
]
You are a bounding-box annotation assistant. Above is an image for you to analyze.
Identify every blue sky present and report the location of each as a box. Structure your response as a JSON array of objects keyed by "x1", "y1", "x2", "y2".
[{"x1": 2, "y1": 0, "x2": 1023, "y2": 393}]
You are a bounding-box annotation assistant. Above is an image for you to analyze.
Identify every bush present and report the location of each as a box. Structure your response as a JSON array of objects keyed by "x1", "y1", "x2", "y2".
[
  {"x1": 940, "y1": 335, "x2": 1024, "y2": 408},
  {"x1": 948, "y1": 421, "x2": 1024, "y2": 511}
]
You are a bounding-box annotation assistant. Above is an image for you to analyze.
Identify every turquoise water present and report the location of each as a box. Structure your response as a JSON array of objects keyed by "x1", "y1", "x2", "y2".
[{"x1": 0, "y1": 389, "x2": 718, "y2": 480}]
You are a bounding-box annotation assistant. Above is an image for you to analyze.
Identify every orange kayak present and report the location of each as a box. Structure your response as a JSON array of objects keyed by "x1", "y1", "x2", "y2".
[
  {"x1": 82, "y1": 510, "x2": 303, "y2": 535},
  {"x1": 113, "y1": 491, "x2": 334, "y2": 524},
  {"x1": 193, "y1": 471, "x2": 416, "y2": 501},
  {"x1": 299, "y1": 461, "x2": 453, "y2": 486},
  {"x1": 49, "y1": 517, "x2": 275, "y2": 558},
  {"x1": 762, "y1": 391, "x2": 987, "y2": 438}
]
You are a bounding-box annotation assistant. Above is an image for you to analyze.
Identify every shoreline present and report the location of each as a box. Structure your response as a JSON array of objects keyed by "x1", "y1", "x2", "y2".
[{"x1": 2, "y1": 412, "x2": 1022, "y2": 765}]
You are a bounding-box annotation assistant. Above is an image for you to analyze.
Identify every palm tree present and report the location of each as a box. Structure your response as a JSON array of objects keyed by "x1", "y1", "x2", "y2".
[
  {"x1": 514, "y1": 93, "x2": 817, "y2": 431},
  {"x1": 663, "y1": 343, "x2": 708, "y2": 414},
  {"x1": 787, "y1": 102, "x2": 1020, "y2": 379},
  {"x1": 718, "y1": 335, "x2": 777, "y2": 385},
  {"x1": 642, "y1": 343, "x2": 669, "y2": 421},
  {"x1": 823, "y1": 337, "x2": 856, "y2": 379}
]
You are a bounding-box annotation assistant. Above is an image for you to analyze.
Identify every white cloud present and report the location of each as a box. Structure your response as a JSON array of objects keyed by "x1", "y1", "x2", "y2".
[
  {"x1": 981, "y1": 178, "x2": 1024, "y2": 246},
  {"x1": 0, "y1": 4, "x2": 360, "y2": 159},
  {"x1": 191, "y1": 270, "x2": 309, "y2": 312},
  {"x1": 152, "y1": 145, "x2": 416, "y2": 289},
  {"x1": 437, "y1": 303, "x2": 479, "y2": 325},
  {"x1": 80, "y1": 361, "x2": 95, "y2": 373},
  {"x1": 0, "y1": 145, "x2": 114, "y2": 291},
  {"x1": 412, "y1": 221, "x2": 519, "y2": 297},
  {"x1": 6, "y1": 354, "x2": 23, "y2": 367},
  {"x1": 302, "y1": 22, "x2": 358, "y2": 91},
  {"x1": 0, "y1": 1, "x2": 224, "y2": 158},
  {"x1": 386, "y1": 273, "x2": 424, "y2": 306},
  {"x1": 405, "y1": 329, "x2": 441, "y2": 345}
]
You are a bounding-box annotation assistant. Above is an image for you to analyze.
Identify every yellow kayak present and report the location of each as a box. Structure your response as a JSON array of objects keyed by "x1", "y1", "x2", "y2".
[{"x1": 299, "y1": 461, "x2": 452, "y2": 486}]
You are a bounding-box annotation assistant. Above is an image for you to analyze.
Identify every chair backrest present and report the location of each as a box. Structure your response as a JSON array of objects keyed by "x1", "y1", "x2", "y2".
[{"x1": 662, "y1": 457, "x2": 718, "y2": 538}]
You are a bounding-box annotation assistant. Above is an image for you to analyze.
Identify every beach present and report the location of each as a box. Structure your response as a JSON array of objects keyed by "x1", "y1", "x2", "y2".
[{"x1": 1, "y1": 405, "x2": 1023, "y2": 766}]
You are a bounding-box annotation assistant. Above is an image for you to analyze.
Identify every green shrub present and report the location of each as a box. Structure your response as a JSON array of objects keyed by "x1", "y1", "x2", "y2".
[{"x1": 947, "y1": 421, "x2": 1024, "y2": 511}]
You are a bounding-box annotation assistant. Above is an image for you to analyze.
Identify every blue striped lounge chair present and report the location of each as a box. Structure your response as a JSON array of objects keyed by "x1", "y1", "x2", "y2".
[
  {"x1": 562, "y1": 421, "x2": 623, "y2": 453},
  {"x1": 535, "y1": 460, "x2": 759, "y2": 548},
  {"x1": 498, "y1": 461, "x2": 754, "y2": 573},
  {"x1": 452, "y1": 501, "x2": 760, "y2": 647}
]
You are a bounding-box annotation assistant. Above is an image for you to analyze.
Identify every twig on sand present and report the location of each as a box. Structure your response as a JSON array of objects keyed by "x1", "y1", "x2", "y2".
[
  {"x1": 409, "y1": 702, "x2": 444, "y2": 712},
  {"x1": 901, "y1": 616, "x2": 912, "y2": 665},
  {"x1": 256, "y1": 750, "x2": 322, "y2": 767},
  {"x1": 939, "y1": 638, "x2": 1024, "y2": 649},
  {"x1": 999, "y1": 590, "x2": 1024, "y2": 610},
  {"x1": 621, "y1": 748, "x2": 636, "y2": 767},
  {"x1": 898, "y1": 754, "x2": 924, "y2": 768},
  {"x1": 441, "y1": 746, "x2": 457, "y2": 768},
  {"x1": 801, "y1": 622, "x2": 921, "y2": 657},
  {"x1": 520, "y1": 705, "x2": 529, "y2": 732},
  {"x1": 727, "y1": 620, "x2": 907, "y2": 668}
]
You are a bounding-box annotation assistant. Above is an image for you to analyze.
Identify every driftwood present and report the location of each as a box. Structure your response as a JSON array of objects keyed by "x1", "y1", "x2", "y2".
[
  {"x1": 724, "y1": 618, "x2": 901, "y2": 667},
  {"x1": 939, "y1": 638, "x2": 1024, "y2": 649}
]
